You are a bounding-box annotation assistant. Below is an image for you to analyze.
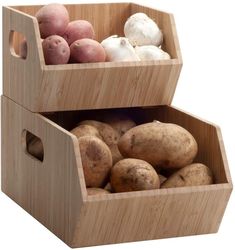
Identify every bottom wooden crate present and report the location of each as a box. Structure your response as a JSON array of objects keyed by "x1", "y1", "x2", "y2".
[{"x1": 1, "y1": 96, "x2": 232, "y2": 248}]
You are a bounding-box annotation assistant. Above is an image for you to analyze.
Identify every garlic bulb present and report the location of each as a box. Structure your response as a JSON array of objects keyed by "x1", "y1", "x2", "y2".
[
  {"x1": 101, "y1": 35, "x2": 140, "y2": 62},
  {"x1": 135, "y1": 45, "x2": 170, "y2": 60},
  {"x1": 124, "y1": 12, "x2": 163, "y2": 46}
]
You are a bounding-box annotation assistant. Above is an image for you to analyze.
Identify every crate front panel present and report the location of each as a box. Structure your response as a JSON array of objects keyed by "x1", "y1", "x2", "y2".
[{"x1": 72, "y1": 186, "x2": 231, "y2": 247}]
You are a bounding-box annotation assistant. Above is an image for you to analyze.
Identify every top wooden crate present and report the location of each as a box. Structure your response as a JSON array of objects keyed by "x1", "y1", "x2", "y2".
[{"x1": 3, "y1": 2, "x2": 182, "y2": 112}]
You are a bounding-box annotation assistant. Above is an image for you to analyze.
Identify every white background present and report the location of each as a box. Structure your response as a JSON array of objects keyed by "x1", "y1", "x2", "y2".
[{"x1": 0, "y1": 0, "x2": 235, "y2": 249}]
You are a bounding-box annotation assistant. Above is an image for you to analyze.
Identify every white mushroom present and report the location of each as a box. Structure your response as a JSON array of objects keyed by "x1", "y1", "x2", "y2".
[
  {"x1": 124, "y1": 12, "x2": 163, "y2": 46},
  {"x1": 101, "y1": 35, "x2": 140, "y2": 62}
]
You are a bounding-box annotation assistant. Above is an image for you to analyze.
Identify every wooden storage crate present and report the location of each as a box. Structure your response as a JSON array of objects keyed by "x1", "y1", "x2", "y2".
[
  {"x1": 3, "y1": 2, "x2": 182, "y2": 112},
  {"x1": 1, "y1": 96, "x2": 232, "y2": 248}
]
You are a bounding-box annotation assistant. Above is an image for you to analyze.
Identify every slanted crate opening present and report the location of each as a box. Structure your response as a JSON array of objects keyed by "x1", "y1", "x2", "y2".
[
  {"x1": 1, "y1": 97, "x2": 232, "y2": 248},
  {"x1": 11, "y1": 3, "x2": 178, "y2": 60},
  {"x1": 43, "y1": 105, "x2": 229, "y2": 185},
  {"x1": 3, "y1": 3, "x2": 182, "y2": 112}
]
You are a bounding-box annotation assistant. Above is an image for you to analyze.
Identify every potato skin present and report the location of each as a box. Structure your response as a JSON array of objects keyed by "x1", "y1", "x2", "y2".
[
  {"x1": 42, "y1": 35, "x2": 70, "y2": 65},
  {"x1": 79, "y1": 120, "x2": 121, "y2": 164},
  {"x1": 102, "y1": 114, "x2": 136, "y2": 137},
  {"x1": 161, "y1": 163, "x2": 213, "y2": 188},
  {"x1": 62, "y1": 20, "x2": 95, "y2": 45},
  {"x1": 19, "y1": 39, "x2": 27, "y2": 59},
  {"x1": 158, "y1": 174, "x2": 167, "y2": 185},
  {"x1": 70, "y1": 38, "x2": 106, "y2": 63},
  {"x1": 87, "y1": 188, "x2": 110, "y2": 196},
  {"x1": 35, "y1": 3, "x2": 69, "y2": 38},
  {"x1": 27, "y1": 137, "x2": 43, "y2": 161},
  {"x1": 118, "y1": 121, "x2": 198, "y2": 168},
  {"x1": 104, "y1": 182, "x2": 113, "y2": 192},
  {"x1": 109, "y1": 143, "x2": 124, "y2": 164},
  {"x1": 79, "y1": 120, "x2": 119, "y2": 145},
  {"x1": 78, "y1": 136, "x2": 112, "y2": 187},
  {"x1": 110, "y1": 158, "x2": 160, "y2": 192},
  {"x1": 70, "y1": 125, "x2": 101, "y2": 139}
]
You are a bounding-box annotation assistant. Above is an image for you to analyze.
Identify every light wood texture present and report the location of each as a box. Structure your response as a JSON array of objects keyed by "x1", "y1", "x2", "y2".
[
  {"x1": 3, "y1": 3, "x2": 182, "y2": 112},
  {"x1": 1, "y1": 96, "x2": 87, "y2": 246},
  {"x1": 1, "y1": 97, "x2": 232, "y2": 248}
]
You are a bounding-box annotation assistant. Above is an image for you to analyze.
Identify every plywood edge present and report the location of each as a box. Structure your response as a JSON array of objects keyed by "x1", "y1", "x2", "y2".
[
  {"x1": 130, "y1": 1, "x2": 171, "y2": 15},
  {"x1": 168, "y1": 13, "x2": 183, "y2": 64},
  {"x1": 42, "y1": 58, "x2": 178, "y2": 72},
  {"x1": 215, "y1": 126, "x2": 233, "y2": 187},
  {"x1": 35, "y1": 113, "x2": 88, "y2": 199},
  {"x1": 5, "y1": 6, "x2": 35, "y2": 18},
  {"x1": 169, "y1": 105, "x2": 222, "y2": 128},
  {"x1": 83, "y1": 183, "x2": 231, "y2": 203}
]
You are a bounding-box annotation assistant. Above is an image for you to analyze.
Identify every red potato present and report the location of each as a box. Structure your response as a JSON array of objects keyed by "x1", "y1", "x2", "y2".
[
  {"x1": 35, "y1": 3, "x2": 69, "y2": 39},
  {"x1": 70, "y1": 38, "x2": 106, "y2": 63},
  {"x1": 42, "y1": 35, "x2": 70, "y2": 65},
  {"x1": 19, "y1": 39, "x2": 27, "y2": 59},
  {"x1": 62, "y1": 20, "x2": 95, "y2": 45}
]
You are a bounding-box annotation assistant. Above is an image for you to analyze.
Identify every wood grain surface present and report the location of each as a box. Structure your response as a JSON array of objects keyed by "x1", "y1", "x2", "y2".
[{"x1": 1, "y1": 96, "x2": 87, "y2": 246}]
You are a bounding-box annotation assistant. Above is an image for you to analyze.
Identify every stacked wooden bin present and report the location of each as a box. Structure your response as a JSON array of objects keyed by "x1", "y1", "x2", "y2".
[{"x1": 1, "y1": 2, "x2": 232, "y2": 248}]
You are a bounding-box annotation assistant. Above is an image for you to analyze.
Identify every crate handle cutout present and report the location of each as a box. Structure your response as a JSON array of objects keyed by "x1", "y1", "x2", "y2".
[
  {"x1": 9, "y1": 30, "x2": 27, "y2": 59},
  {"x1": 22, "y1": 130, "x2": 44, "y2": 162},
  {"x1": 3, "y1": 7, "x2": 44, "y2": 67}
]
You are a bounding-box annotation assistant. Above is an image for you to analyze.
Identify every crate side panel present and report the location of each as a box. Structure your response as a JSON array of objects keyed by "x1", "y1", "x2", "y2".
[
  {"x1": 3, "y1": 7, "x2": 43, "y2": 111},
  {"x1": 1, "y1": 96, "x2": 84, "y2": 245}
]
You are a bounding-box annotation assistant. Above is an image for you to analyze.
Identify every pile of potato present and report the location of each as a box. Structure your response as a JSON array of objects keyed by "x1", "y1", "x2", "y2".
[
  {"x1": 69, "y1": 114, "x2": 214, "y2": 196},
  {"x1": 26, "y1": 112, "x2": 214, "y2": 195},
  {"x1": 20, "y1": 3, "x2": 170, "y2": 64}
]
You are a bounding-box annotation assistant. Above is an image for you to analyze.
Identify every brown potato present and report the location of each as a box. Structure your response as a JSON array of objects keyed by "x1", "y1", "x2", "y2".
[
  {"x1": 109, "y1": 143, "x2": 124, "y2": 164},
  {"x1": 104, "y1": 182, "x2": 113, "y2": 193},
  {"x1": 70, "y1": 38, "x2": 106, "y2": 63},
  {"x1": 79, "y1": 120, "x2": 121, "y2": 164},
  {"x1": 159, "y1": 168, "x2": 178, "y2": 177},
  {"x1": 62, "y1": 20, "x2": 95, "y2": 45},
  {"x1": 78, "y1": 136, "x2": 112, "y2": 187},
  {"x1": 35, "y1": 3, "x2": 69, "y2": 38},
  {"x1": 118, "y1": 121, "x2": 198, "y2": 168},
  {"x1": 79, "y1": 120, "x2": 119, "y2": 146},
  {"x1": 87, "y1": 188, "x2": 110, "y2": 196},
  {"x1": 161, "y1": 163, "x2": 213, "y2": 188},
  {"x1": 102, "y1": 114, "x2": 136, "y2": 137},
  {"x1": 27, "y1": 137, "x2": 43, "y2": 161},
  {"x1": 70, "y1": 125, "x2": 101, "y2": 139},
  {"x1": 158, "y1": 174, "x2": 167, "y2": 185},
  {"x1": 42, "y1": 35, "x2": 70, "y2": 65},
  {"x1": 19, "y1": 39, "x2": 27, "y2": 59},
  {"x1": 110, "y1": 158, "x2": 160, "y2": 192}
]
